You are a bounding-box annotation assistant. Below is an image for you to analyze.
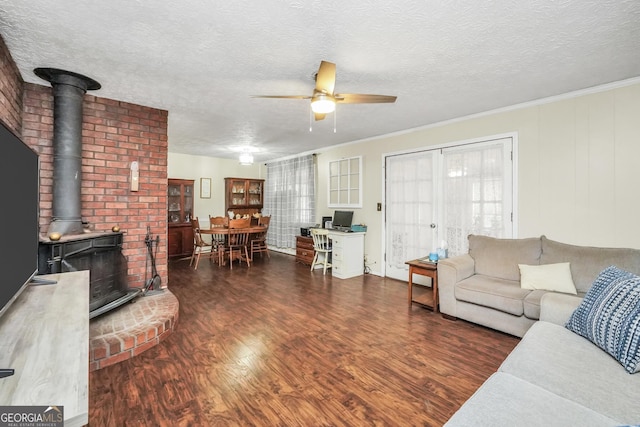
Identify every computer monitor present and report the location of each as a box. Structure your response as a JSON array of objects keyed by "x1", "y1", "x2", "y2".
[{"x1": 332, "y1": 211, "x2": 353, "y2": 230}]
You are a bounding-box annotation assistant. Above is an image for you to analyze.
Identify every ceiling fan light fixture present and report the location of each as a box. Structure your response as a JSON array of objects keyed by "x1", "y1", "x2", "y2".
[
  {"x1": 311, "y1": 94, "x2": 336, "y2": 114},
  {"x1": 239, "y1": 152, "x2": 254, "y2": 165}
]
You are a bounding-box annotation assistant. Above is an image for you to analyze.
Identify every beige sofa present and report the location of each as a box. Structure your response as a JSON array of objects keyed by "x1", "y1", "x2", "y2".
[
  {"x1": 438, "y1": 235, "x2": 640, "y2": 337},
  {"x1": 445, "y1": 292, "x2": 640, "y2": 426}
]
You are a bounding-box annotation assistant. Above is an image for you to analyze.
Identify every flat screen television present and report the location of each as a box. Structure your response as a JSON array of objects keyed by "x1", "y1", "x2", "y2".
[
  {"x1": 332, "y1": 210, "x2": 354, "y2": 230},
  {"x1": 0, "y1": 120, "x2": 39, "y2": 320}
]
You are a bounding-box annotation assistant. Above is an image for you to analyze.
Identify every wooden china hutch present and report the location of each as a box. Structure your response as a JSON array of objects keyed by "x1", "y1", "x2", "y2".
[
  {"x1": 168, "y1": 179, "x2": 194, "y2": 257},
  {"x1": 224, "y1": 177, "x2": 265, "y2": 217}
]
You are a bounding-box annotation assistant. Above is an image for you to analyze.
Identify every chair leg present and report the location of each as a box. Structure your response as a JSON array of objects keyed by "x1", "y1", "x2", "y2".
[
  {"x1": 244, "y1": 246, "x2": 251, "y2": 267},
  {"x1": 310, "y1": 252, "x2": 319, "y2": 271},
  {"x1": 323, "y1": 254, "x2": 328, "y2": 275},
  {"x1": 194, "y1": 250, "x2": 201, "y2": 270}
]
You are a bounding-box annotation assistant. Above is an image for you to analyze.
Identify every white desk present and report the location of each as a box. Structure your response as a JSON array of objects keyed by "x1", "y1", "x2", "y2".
[
  {"x1": 327, "y1": 230, "x2": 366, "y2": 279},
  {"x1": 0, "y1": 271, "x2": 89, "y2": 427}
]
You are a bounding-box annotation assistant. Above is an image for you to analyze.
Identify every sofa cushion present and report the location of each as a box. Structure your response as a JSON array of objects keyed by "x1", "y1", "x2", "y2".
[
  {"x1": 444, "y1": 372, "x2": 619, "y2": 427},
  {"x1": 455, "y1": 275, "x2": 530, "y2": 316},
  {"x1": 500, "y1": 321, "x2": 640, "y2": 424},
  {"x1": 519, "y1": 262, "x2": 577, "y2": 294},
  {"x1": 565, "y1": 266, "x2": 640, "y2": 374},
  {"x1": 468, "y1": 235, "x2": 541, "y2": 281},
  {"x1": 540, "y1": 236, "x2": 640, "y2": 293},
  {"x1": 523, "y1": 290, "x2": 546, "y2": 319}
]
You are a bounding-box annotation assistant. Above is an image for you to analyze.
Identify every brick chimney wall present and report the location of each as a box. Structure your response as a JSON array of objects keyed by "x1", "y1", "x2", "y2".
[
  {"x1": 0, "y1": 35, "x2": 170, "y2": 290},
  {"x1": 0, "y1": 34, "x2": 24, "y2": 135}
]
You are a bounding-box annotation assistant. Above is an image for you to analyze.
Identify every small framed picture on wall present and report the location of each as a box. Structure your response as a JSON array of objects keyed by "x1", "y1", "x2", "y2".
[{"x1": 200, "y1": 177, "x2": 211, "y2": 199}]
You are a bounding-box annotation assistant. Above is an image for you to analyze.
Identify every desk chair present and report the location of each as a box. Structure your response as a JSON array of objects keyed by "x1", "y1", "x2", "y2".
[
  {"x1": 310, "y1": 228, "x2": 332, "y2": 274},
  {"x1": 227, "y1": 217, "x2": 251, "y2": 269},
  {"x1": 189, "y1": 218, "x2": 213, "y2": 269},
  {"x1": 250, "y1": 215, "x2": 271, "y2": 260}
]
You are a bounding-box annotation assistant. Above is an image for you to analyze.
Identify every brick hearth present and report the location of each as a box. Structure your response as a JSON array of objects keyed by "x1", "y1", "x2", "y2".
[{"x1": 89, "y1": 290, "x2": 179, "y2": 371}]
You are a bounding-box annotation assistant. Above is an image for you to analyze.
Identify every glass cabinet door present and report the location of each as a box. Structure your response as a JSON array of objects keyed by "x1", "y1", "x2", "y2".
[
  {"x1": 168, "y1": 180, "x2": 194, "y2": 224},
  {"x1": 168, "y1": 183, "x2": 182, "y2": 223},
  {"x1": 230, "y1": 179, "x2": 247, "y2": 207},
  {"x1": 247, "y1": 180, "x2": 263, "y2": 206},
  {"x1": 183, "y1": 183, "x2": 193, "y2": 222}
]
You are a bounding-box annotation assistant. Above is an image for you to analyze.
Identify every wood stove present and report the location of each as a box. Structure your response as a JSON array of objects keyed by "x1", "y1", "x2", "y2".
[
  {"x1": 34, "y1": 67, "x2": 140, "y2": 318},
  {"x1": 38, "y1": 232, "x2": 140, "y2": 319}
]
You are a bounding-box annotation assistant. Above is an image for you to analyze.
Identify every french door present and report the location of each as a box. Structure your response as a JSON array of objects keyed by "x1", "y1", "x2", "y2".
[{"x1": 384, "y1": 136, "x2": 514, "y2": 281}]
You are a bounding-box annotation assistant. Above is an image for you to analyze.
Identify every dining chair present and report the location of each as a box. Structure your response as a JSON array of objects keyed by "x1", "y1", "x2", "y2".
[
  {"x1": 310, "y1": 228, "x2": 332, "y2": 274},
  {"x1": 226, "y1": 217, "x2": 251, "y2": 269},
  {"x1": 208, "y1": 215, "x2": 229, "y2": 265},
  {"x1": 250, "y1": 215, "x2": 271, "y2": 261},
  {"x1": 189, "y1": 218, "x2": 213, "y2": 269}
]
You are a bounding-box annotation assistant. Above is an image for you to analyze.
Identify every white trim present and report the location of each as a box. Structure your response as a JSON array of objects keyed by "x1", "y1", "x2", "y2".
[{"x1": 267, "y1": 76, "x2": 640, "y2": 163}]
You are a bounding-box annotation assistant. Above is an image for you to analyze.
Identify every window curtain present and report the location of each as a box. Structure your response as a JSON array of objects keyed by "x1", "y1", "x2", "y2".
[
  {"x1": 441, "y1": 140, "x2": 512, "y2": 256},
  {"x1": 385, "y1": 151, "x2": 436, "y2": 280},
  {"x1": 264, "y1": 154, "x2": 315, "y2": 249}
]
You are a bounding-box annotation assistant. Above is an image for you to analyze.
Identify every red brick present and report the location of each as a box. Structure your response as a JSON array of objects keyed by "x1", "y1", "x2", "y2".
[
  {"x1": 108, "y1": 339, "x2": 121, "y2": 355},
  {"x1": 133, "y1": 339, "x2": 157, "y2": 356},
  {"x1": 122, "y1": 336, "x2": 135, "y2": 351},
  {"x1": 100, "y1": 351, "x2": 132, "y2": 369},
  {"x1": 92, "y1": 346, "x2": 107, "y2": 360}
]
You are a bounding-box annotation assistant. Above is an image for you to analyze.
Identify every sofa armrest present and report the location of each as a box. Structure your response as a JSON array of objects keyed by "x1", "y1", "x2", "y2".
[
  {"x1": 539, "y1": 292, "x2": 583, "y2": 326},
  {"x1": 438, "y1": 254, "x2": 475, "y2": 317}
]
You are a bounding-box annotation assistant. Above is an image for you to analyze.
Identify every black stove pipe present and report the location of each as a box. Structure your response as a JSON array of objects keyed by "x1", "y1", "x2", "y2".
[{"x1": 34, "y1": 68, "x2": 101, "y2": 236}]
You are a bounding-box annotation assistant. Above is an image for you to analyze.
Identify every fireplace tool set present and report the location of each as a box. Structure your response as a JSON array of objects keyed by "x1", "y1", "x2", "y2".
[{"x1": 143, "y1": 226, "x2": 162, "y2": 294}]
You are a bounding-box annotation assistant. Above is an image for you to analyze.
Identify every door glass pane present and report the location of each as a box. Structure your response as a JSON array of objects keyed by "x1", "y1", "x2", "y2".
[
  {"x1": 441, "y1": 139, "x2": 512, "y2": 256},
  {"x1": 385, "y1": 151, "x2": 436, "y2": 282}
]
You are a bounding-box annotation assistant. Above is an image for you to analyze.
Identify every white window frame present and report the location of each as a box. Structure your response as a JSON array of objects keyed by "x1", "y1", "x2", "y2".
[{"x1": 328, "y1": 155, "x2": 363, "y2": 208}]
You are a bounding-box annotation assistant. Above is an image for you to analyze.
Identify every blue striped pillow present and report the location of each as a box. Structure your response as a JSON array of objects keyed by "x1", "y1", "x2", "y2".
[{"x1": 565, "y1": 265, "x2": 640, "y2": 374}]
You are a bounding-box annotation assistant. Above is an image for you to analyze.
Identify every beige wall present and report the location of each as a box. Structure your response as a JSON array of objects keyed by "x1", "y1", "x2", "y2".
[
  {"x1": 168, "y1": 152, "x2": 264, "y2": 222},
  {"x1": 313, "y1": 80, "x2": 640, "y2": 273},
  {"x1": 169, "y1": 79, "x2": 640, "y2": 275}
]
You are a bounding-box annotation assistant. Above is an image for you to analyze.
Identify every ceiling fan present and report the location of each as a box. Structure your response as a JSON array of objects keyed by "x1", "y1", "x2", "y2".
[{"x1": 252, "y1": 61, "x2": 397, "y2": 121}]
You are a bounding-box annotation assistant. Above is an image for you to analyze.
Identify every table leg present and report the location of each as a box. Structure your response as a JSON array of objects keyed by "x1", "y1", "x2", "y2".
[
  {"x1": 407, "y1": 266, "x2": 414, "y2": 305},
  {"x1": 433, "y1": 273, "x2": 438, "y2": 313}
]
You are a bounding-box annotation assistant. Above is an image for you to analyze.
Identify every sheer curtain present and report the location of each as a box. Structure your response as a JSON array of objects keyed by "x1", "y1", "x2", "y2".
[
  {"x1": 385, "y1": 151, "x2": 436, "y2": 281},
  {"x1": 264, "y1": 154, "x2": 315, "y2": 249},
  {"x1": 441, "y1": 140, "x2": 512, "y2": 256},
  {"x1": 384, "y1": 137, "x2": 513, "y2": 276}
]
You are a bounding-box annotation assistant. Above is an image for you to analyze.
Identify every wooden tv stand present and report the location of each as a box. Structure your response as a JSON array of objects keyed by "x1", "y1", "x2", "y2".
[{"x1": 0, "y1": 271, "x2": 89, "y2": 427}]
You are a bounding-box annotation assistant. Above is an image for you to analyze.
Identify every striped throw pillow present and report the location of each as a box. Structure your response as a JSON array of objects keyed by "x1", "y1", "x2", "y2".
[{"x1": 565, "y1": 265, "x2": 640, "y2": 374}]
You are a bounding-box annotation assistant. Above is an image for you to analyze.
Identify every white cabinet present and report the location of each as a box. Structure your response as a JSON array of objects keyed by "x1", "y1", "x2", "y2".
[{"x1": 327, "y1": 230, "x2": 365, "y2": 279}]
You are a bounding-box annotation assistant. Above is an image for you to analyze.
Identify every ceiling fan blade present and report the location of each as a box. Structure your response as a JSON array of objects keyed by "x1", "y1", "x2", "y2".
[
  {"x1": 251, "y1": 95, "x2": 311, "y2": 99},
  {"x1": 335, "y1": 93, "x2": 397, "y2": 104},
  {"x1": 315, "y1": 61, "x2": 336, "y2": 95},
  {"x1": 314, "y1": 112, "x2": 326, "y2": 121}
]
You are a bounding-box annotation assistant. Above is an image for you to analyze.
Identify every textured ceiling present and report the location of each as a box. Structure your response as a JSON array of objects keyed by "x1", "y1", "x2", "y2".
[{"x1": 1, "y1": 1, "x2": 639, "y2": 162}]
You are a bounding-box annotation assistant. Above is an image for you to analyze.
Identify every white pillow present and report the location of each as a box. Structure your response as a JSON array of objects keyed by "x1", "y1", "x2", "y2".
[{"x1": 518, "y1": 262, "x2": 577, "y2": 295}]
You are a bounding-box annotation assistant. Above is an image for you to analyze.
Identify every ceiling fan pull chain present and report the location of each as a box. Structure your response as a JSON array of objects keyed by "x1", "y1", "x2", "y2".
[
  {"x1": 309, "y1": 104, "x2": 313, "y2": 132},
  {"x1": 333, "y1": 107, "x2": 337, "y2": 133}
]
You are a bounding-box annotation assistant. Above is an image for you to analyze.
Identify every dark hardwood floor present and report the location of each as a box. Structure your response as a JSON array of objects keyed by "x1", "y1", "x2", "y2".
[{"x1": 89, "y1": 252, "x2": 519, "y2": 426}]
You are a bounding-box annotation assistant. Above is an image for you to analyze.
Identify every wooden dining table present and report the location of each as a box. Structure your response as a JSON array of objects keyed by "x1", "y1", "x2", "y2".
[
  {"x1": 198, "y1": 225, "x2": 268, "y2": 266},
  {"x1": 198, "y1": 225, "x2": 267, "y2": 237}
]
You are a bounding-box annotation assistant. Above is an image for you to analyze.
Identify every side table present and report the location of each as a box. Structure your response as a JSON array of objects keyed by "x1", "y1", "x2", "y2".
[{"x1": 405, "y1": 259, "x2": 438, "y2": 312}]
